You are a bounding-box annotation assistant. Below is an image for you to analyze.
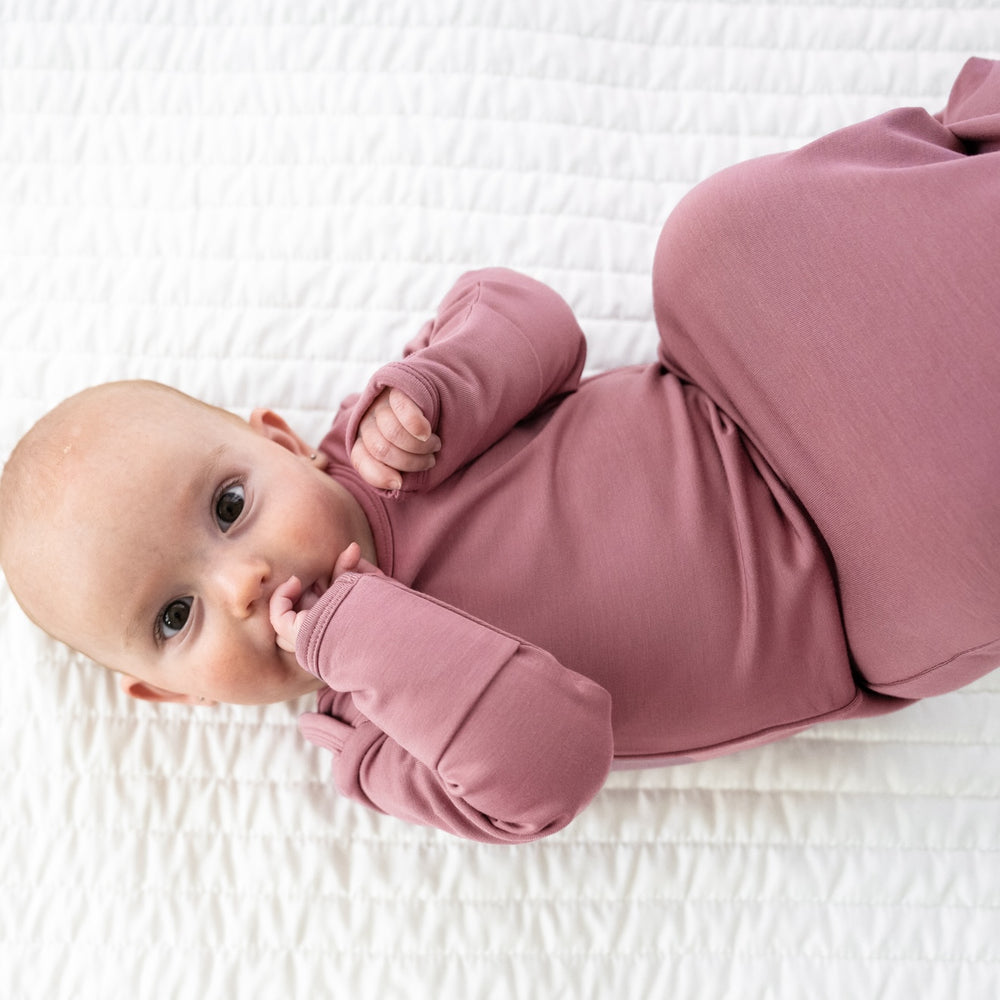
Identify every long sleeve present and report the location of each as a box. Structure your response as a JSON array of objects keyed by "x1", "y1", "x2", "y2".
[
  {"x1": 344, "y1": 267, "x2": 588, "y2": 493},
  {"x1": 296, "y1": 568, "x2": 615, "y2": 844}
]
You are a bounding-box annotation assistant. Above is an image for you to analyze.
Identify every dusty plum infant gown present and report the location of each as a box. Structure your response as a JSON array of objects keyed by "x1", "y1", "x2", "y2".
[{"x1": 293, "y1": 58, "x2": 1000, "y2": 843}]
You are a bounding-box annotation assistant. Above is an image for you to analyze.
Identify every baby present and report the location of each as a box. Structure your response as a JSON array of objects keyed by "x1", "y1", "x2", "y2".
[
  {"x1": 0, "y1": 380, "x2": 376, "y2": 706},
  {"x1": 2, "y1": 57, "x2": 998, "y2": 843}
]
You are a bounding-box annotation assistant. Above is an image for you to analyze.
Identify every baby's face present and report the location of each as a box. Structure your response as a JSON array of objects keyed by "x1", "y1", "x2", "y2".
[{"x1": 15, "y1": 386, "x2": 370, "y2": 705}]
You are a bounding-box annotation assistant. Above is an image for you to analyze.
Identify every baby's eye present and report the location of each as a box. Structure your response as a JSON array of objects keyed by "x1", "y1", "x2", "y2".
[
  {"x1": 215, "y1": 484, "x2": 245, "y2": 531},
  {"x1": 157, "y1": 597, "x2": 192, "y2": 641}
]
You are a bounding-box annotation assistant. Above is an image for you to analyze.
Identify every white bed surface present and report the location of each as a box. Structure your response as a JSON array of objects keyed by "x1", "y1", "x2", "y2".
[{"x1": 2, "y1": 3, "x2": 999, "y2": 998}]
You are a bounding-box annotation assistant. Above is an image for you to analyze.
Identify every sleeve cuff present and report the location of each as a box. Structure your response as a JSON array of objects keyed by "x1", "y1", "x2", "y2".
[{"x1": 294, "y1": 570, "x2": 362, "y2": 677}]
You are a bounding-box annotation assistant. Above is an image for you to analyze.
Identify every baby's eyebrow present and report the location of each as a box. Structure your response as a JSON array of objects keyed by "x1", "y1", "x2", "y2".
[
  {"x1": 123, "y1": 606, "x2": 150, "y2": 649},
  {"x1": 199, "y1": 444, "x2": 227, "y2": 488},
  {"x1": 121, "y1": 580, "x2": 163, "y2": 649}
]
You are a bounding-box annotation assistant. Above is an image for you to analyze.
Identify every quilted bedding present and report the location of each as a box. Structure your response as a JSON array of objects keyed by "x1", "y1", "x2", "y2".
[{"x1": 1, "y1": 2, "x2": 998, "y2": 998}]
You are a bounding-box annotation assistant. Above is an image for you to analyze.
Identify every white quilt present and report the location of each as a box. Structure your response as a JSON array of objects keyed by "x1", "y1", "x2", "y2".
[{"x1": 2, "y1": 3, "x2": 999, "y2": 998}]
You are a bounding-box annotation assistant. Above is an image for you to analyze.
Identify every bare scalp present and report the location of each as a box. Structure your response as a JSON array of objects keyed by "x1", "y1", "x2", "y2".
[{"x1": 0, "y1": 380, "x2": 230, "y2": 635}]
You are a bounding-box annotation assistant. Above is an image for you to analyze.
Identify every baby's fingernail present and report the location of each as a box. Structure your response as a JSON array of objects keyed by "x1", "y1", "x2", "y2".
[{"x1": 388, "y1": 477, "x2": 402, "y2": 491}]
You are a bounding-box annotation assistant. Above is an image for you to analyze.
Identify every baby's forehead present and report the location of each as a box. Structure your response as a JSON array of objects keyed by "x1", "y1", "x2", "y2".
[
  {"x1": 28, "y1": 389, "x2": 161, "y2": 473},
  {"x1": 62, "y1": 381, "x2": 203, "y2": 425},
  {"x1": 57, "y1": 383, "x2": 236, "y2": 451},
  {"x1": 12, "y1": 385, "x2": 227, "y2": 519},
  {"x1": 0, "y1": 382, "x2": 222, "y2": 633}
]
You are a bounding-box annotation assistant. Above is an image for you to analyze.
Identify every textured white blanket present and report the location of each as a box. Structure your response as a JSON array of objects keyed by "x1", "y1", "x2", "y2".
[{"x1": 2, "y1": 3, "x2": 999, "y2": 998}]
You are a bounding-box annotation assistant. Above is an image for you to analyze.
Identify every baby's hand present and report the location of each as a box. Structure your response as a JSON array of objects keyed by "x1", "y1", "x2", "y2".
[
  {"x1": 270, "y1": 577, "x2": 306, "y2": 653},
  {"x1": 351, "y1": 387, "x2": 440, "y2": 490},
  {"x1": 269, "y1": 543, "x2": 362, "y2": 652}
]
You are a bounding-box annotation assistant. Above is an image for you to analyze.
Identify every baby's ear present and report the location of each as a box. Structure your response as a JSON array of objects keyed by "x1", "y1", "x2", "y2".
[
  {"x1": 118, "y1": 674, "x2": 212, "y2": 706},
  {"x1": 248, "y1": 408, "x2": 312, "y2": 457}
]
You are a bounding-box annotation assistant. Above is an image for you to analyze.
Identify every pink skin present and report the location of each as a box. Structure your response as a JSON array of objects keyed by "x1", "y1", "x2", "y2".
[
  {"x1": 270, "y1": 541, "x2": 362, "y2": 651},
  {"x1": 350, "y1": 386, "x2": 441, "y2": 491}
]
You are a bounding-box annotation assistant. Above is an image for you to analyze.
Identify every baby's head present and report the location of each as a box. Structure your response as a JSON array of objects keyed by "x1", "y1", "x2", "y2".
[{"x1": 0, "y1": 380, "x2": 369, "y2": 705}]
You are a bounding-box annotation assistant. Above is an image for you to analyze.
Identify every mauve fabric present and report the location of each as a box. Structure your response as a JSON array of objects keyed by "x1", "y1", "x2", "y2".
[
  {"x1": 653, "y1": 55, "x2": 1000, "y2": 698},
  {"x1": 297, "y1": 59, "x2": 999, "y2": 842}
]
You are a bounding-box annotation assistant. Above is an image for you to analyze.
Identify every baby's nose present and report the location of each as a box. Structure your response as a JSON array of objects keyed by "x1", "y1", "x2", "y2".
[{"x1": 216, "y1": 557, "x2": 270, "y2": 617}]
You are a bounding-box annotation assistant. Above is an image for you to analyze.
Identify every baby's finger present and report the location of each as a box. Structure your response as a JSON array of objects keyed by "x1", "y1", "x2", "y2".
[
  {"x1": 271, "y1": 575, "x2": 301, "y2": 610},
  {"x1": 352, "y1": 433, "x2": 435, "y2": 490},
  {"x1": 333, "y1": 541, "x2": 362, "y2": 578},
  {"x1": 361, "y1": 421, "x2": 438, "y2": 473},
  {"x1": 387, "y1": 388, "x2": 434, "y2": 443},
  {"x1": 275, "y1": 632, "x2": 297, "y2": 654},
  {"x1": 370, "y1": 398, "x2": 440, "y2": 459},
  {"x1": 351, "y1": 436, "x2": 405, "y2": 490},
  {"x1": 269, "y1": 576, "x2": 301, "y2": 642}
]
